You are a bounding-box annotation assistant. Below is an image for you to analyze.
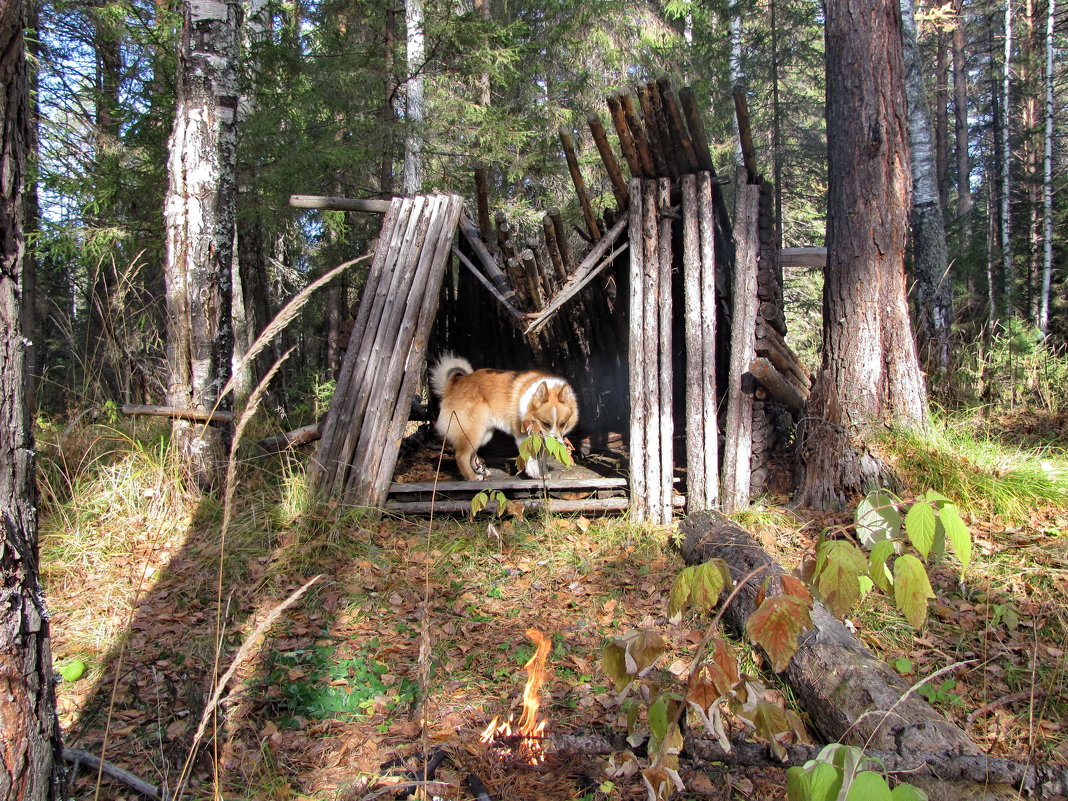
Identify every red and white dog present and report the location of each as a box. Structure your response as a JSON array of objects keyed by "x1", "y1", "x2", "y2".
[{"x1": 429, "y1": 354, "x2": 578, "y2": 481}]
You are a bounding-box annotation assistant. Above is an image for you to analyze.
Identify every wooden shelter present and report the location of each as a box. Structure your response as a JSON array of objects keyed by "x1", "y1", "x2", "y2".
[{"x1": 302, "y1": 80, "x2": 812, "y2": 518}]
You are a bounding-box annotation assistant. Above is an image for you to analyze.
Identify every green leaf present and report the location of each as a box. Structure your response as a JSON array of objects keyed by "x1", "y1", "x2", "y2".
[
  {"x1": 868, "y1": 540, "x2": 896, "y2": 593},
  {"x1": 691, "y1": 560, "x2": 726, "y2": 611},
  {"x1": 601, "y1": 642, "x2": 631, "y2": 691},
  {"x1": 804, "y1": 760, "x2": 844, "y2": 801},
  {"x1": 668, "y1": 566, "x2": 696, "y2": 620},
  {"x1": 786, "y1": 766, "x2": 808, "y2": 801},
  {"x1": 904, "y1": 501, "x2": 937, "y2": 558},
  {"x1": 746, "y1": 595, "x2": 813, "y2": 672},
  {"x1": 59, "y1": 659, "x2": 86, "y2": 682},
  {"x1": 855, "y1": 491, "x2": 901, "y2": 549},
  {"x1": 470, "y1": 491, "x2": 488, "y2": 517},
  {"x1": 648, "y1": 694, "x2": 669, "y2": 743},
  {"x1": 890, "y1": 782, "x2": 929, "y2": 800},
  {"x1": 845, "y1": 771, "x2": 893, "y2": 801},
  {"x1": 922, "y1": 489, "x2": 951, "y2": 506},
  {"x1": 939, "y1": 504, "x2": 971, "y2": 574},
  {"x1": 893, "y1": 555, "x2": 935, "y2": 629},
  {"x1": 815, "y1": 541, "x2": 867, "y2": 618}
]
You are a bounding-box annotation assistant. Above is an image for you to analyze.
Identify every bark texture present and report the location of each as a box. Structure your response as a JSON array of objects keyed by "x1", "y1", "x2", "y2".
[
  {"x1": 796, "y1": 0, "x2": 926, "y2": 509},
  {"x1": 164, "y1": 0, "x2": 239, "y2": 487},
  {"x1": 0, "y1": 2, "x2": 66, "y2": 796},
  {"x1": 900, "y1": 0, "x2": 952, "y2": 383}
]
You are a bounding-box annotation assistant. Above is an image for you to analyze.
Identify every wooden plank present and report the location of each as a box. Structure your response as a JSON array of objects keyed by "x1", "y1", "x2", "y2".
[
  {"x1": 458, "y1": 211, "x2": 512, "y2": 295},
  {"x1": 120, "y1": 404, "x2": 233, "y2": 424},
  {"x1": 749, "y1": 357, "x2": 806, "y2": 415},
  {"x1": 721, "y1": 168, "x2": 760, "y2": 512},
  {"x1": 560, "y1": 129, "x2": 602, "y2": 240},
  {"x1": 289, "y1": 194, "x2": 392, "y2": 213},
  {"x1": 679, "y1": 89, "x2": 733, "y2": 240},
  {"x1": 607, "y1": 95, "x2": 643, "y2": 177},
  {"x1": 390, "y1": 477, "x2": 629, "y2": 494},
  {"x1": 622, "y1": 94, "x2": 656, "y2": 178},
  {"x1": 452, "y1": 244, "x2": 525, "y2": 320},
  {"x1": 638, "y1": 84, "x2": 670, "y2": 177},
  {"x1": 732, "y1": 87, "x2": 759, "y2": 182},
  {"x1": 588, "y1": 113, "x2": 630, "y2": 208},
  {"x1": 474, "y1": 168, "x2": 492, "y2": 245},
  {"x1": 386, "y1": 495, "x2": 686, "y2": 515},
  {"x1": 322, "y1": 197, "x2": 429, "y2": 497},
  {"x1": 310, "y1": 198, "x2": 406, "y2": 492},
  {"x1": 697, "y1": 173, "x2": 720, "y2": 507},
  {"x1": 627, "y1": 178, "x2": 648, "y2": 522},
  {"x1": 659, "y1": 80, "x2": 700, "y2": 173},
  {"x1": 364, "y1": 195, "x2": 466, "y2": 503},
  {"x1": 328, "y1": 196, "x2": 433, "y2": 498},
  {"x1": 656, "y1": 177, "x2": 675, "y2": 524},
  {"x1": 524, "y1": 215, "x2": 628, "y2": 335},
  {"x1": 780, "y1": 246, "x2": 828, "y2": 268}
]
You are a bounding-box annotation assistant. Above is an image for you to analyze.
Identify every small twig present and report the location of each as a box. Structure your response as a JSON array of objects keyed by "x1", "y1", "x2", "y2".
[{"x1": 64, "y1": 747, "x2": 165, "y2": 801}]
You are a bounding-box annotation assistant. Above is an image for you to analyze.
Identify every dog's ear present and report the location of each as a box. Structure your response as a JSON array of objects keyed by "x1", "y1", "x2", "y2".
[
  {"x1": 532, "y1": 383, "x2": 549, "y2": 404},
  {"x1": 558, "y1": 384, "x2": 576, "y2": 404}
]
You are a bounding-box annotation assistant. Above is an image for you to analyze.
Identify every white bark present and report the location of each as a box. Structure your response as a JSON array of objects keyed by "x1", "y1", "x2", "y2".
[
  {"x1": 899, "y1": 0, "x2": 951, "y2": 378},
  {"x1": 1000, "y1": 0, "x2": 1013, "y2": 314},
  {"x1": 164, "y1": 0, "x2": 239, "y2": 484},
  {"x1": 1039, "y1": 0, "x2": 1055, "y2": 334},
  {"x1": 729, "y1": 0, "x2": 743, "y2": 166},
  {"x1": 403, "y1": 0, "x2": 425, "y2": 196}
]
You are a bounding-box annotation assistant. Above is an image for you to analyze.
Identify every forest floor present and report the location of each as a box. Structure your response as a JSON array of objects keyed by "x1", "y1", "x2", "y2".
[{"x1": 38, "y1": 412, "x2": 1068, "y2": 801}]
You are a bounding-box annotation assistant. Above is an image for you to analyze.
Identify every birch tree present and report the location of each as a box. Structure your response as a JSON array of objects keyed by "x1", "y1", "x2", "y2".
[
  {"x1": 403, "y1": 0, "x2": 425, "y2": 195},
  {"x1": 1038, "y1": 0, "x2": 1054, "y2": 334},
  {"x1": 900, "y1": 0, "x2": 952, "y2": 382},
  {"x1": 163, "y1": 0, "x2": 240, "y2": 486},
  {"x1": 1000, "y1": 0, "x2": 1014, "y2": 315},
  {"x1": 0, "y1": 0, "x2": 67, "y2": 795}
]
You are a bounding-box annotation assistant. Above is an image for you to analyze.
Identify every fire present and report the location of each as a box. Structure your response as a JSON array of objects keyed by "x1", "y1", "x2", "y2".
[{"x1": 480, "y1": 627, "x2": 551, "y2": 764}]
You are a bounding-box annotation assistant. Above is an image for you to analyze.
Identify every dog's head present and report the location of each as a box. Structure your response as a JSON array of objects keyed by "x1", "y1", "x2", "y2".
[{"x1": 523, "y1": 380, "x2": 578, "y2": 441}]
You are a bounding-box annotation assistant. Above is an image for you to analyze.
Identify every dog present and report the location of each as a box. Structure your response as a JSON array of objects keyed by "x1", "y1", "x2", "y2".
[{"x1": 429, "y1": 354, "x2": 578, "y2": 481}]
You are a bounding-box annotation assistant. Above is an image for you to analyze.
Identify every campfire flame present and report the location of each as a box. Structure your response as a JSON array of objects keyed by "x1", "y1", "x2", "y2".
[{"x1": 480, "y1": 627, "x2": 551, "y2": 764}]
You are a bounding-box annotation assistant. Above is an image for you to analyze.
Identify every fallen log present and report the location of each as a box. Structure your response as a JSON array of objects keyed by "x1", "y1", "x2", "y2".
[
  {"x1": 256, "y1": 422, "x2": 322, "y2": 453},
  {"x1": 678, "y1": 511, "x2": 1022, "y2": 801},
  {"x1": 542, "y1": 732, "x2": 1068, "y2": 797},
  {"x1": 120, "y1": 404, "x2": 233, "y2": 424},
  {"x1": 63, "y1": 747, "x2": 164, "y2": 801}
]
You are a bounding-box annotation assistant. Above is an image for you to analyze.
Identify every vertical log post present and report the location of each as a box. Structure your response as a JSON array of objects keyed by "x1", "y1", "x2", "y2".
[
  {"x1": 656, "y1": 178, "x2": 674, "y2": 520},
  {"x1": 628, "y1": 179, "x2": 649, "y2": 521},
  {"x1": 721, "y1": 168, "x2": 760, "y2": 512},
  {"x1": 698, "y1": 173, "x2": 720, "y2": 505},
  {"x1": 628, "y1": 177, "x2": 674, "y2": 524},
  {"x1": 682, "y1": 173, "x2": 719, "y2": 512}
]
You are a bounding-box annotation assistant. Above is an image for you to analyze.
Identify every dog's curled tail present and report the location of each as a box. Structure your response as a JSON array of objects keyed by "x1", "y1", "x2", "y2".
[{"x1": 429, "y1": 353, "x2": 473, "y2": 398}]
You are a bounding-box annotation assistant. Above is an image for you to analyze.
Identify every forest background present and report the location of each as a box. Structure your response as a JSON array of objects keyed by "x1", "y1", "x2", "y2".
[{"x1": 12, "y1": 0, "x2": 1068, "y2": 797}]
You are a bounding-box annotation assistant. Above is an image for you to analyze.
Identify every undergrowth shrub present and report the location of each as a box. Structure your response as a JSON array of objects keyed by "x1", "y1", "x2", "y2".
[{"x1": 953, "y1": 318, "x2": 1068, "y2": 412}]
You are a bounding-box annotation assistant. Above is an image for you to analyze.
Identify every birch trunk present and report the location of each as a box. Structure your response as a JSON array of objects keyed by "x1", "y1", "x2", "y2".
[
  {"x1": 164, "y1": 0, "x2": 239, "y2": 487},
  {"x1": 900, "y1": 0, "x2": 952, "y2": 382},
  {"x1": 1000, "y1": 0, "x2": 1014, "y2": 316},
  {"x1": 403, "y1": 0, "x2": 425, "y2": 196},
  {"x1": 1038, "y1": 0, "x2": 1054, "y2": 334},
  {"x1": 0, "y1": 2, "x2": 66, "y2": 796},
  {"x1": 952, "y1": 0, "x2": 972, "y2": 246}
]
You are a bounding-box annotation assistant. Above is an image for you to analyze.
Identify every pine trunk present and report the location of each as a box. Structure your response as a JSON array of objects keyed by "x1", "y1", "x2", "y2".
[
  {"x1": 0, "y1": 3, "x2": 66, "y2": 796},
  {"x1": 796, "y1": 0, "x2": 926, "y2": 509},
  {"x1": 163, "y1": 0, "x2": 239, "y2": 487}
]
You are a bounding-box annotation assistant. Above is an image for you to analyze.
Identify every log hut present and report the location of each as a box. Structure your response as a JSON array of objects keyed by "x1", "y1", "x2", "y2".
[{"x1": 301, "y1": 80, "x2": 812, "y2": 519}]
